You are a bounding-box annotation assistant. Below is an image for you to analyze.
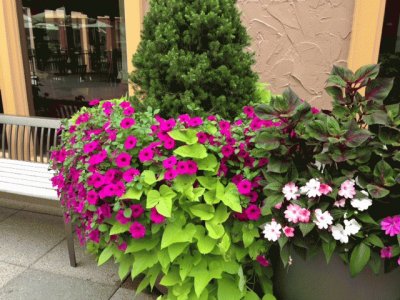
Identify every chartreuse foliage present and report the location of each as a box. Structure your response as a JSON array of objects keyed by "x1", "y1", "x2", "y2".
[
  {"x1": 254, "y1": 64, "x2": 400, "y2": 276},
  {"x1": 130, "y1": 0, "x2": 258, "y2": 119}
]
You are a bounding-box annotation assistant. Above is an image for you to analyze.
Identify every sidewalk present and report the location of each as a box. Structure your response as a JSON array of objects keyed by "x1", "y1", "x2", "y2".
[{"x1": 0, "y1": 197, "x2": 154, "y2": 300}]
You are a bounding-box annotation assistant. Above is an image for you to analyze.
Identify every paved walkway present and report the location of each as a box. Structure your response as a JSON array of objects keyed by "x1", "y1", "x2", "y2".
[{"x1": 0, "y1": 197, "x2": 155, "y2": 300}]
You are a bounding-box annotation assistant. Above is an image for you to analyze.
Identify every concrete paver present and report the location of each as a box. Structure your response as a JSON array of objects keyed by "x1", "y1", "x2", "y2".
[{"x1": 0, "y1": 262, "x2": 26, "y2": 289}]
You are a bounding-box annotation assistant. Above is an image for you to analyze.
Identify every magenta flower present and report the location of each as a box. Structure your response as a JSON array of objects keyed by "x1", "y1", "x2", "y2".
[
  {"x1": 188, "y1": 117, "x2": 203, "y2": 127},
  {"x1": 88, "y1": 173, "x2": 105, "y2": 189},
  {"x1": 164, "y1": 169, "x2": 178, "y2": 181},
  {"x1": 115, "y1": 152, "x2": 132, "y2": 168},
  {"x1": 311, "y1": 107, "x2": 320, "y2": 114},
  {"x1": 116, "y1": 210, "x2": 130, "y2": 224},
  {"x1": 176, "y1": 161, "x2": 189, "y2": 175},
  {"x1": 237, "y1": 179, "x2": 252, "y2": 195},
  {"x1": 130, "y1": 204, "x2": 144, "y2": 218},
  {"x1": 381, "y1": 246, "x2": 393, "y2": 259},
  {"x1": 119, "y1": 101, "x2": 131, "y2": 108},
  {"x1": 234, "y1": 212, "x2": 248, "y2": 221},
  {"x1": 221, "y1": 145, "x2": 234, "y2": 158},
  {"x1": 243, "y1": 106, "x2": 255, "y2": 118},
  {"x1": 248, "y1": 191, "x2": 258, "y2": 203},
  {"x1": 256, "y1": 255, "x2": 270, "y2": 267},
  {"x1": 163, "y1": 156, "x2": 177, "y2": 169},
  {"x1": 245, "y1": 205, "x2": 261, "y2": 221},
  {"x1": 283, "y1": 226, "x2": 295, "y2": 237},
  {"x1": 138, "y1": 148, "x2": 154, "y2": 163},
  {"x1": 120, "y1": 118, "x2": 135, "y2": 129},
  {"x1": 124, "y1": 136, "x2": 137, "y2": 150},
  {"x1": 123, "y1": 107, "x2": 135, "y2": 116},
  {"x1": 118, "y1": 241, "x2": 128, "y2": 252},
  {"x1": 76, "y1": 113, "x2": 90, "y2": 125},
  {"x1": 219, "y1": 120, "x2": 230, "y2": 131},
  {"x1": 196, "y1": 132, "x2": 208, "y2": 144},
  {"x1": 129, "y1": 222, "x2": 146, "y2": 239},
  {"x1": 186, "y1": 160, "x2": 198, "y2": 175},
  {"x1": 159, "y1": 118, "x2": 176, "y2": 131},
  {"x1": 89, "y1": 99, "x2": 100, "y2": 106},
  {"x1": 150, "y1": 207, "x2": 166, "y2": 224},
  {"x1": 178, "y1": 114, "x2": 190, "y2": 123},
  {"x1": 163, "y1": 137, "x2": 176, "y2": 150},
  {"x1": 83, "y1": 141, "x2": 99, "y2": 154},
  {"x1": 87, "y1": 190, "x2": 98, "y2": 205},
  {"x1": 232, "y1": 174, "x2": 244, "y2": 185},
  {"x1": 88, "y1": 229, "x2": 100, "y2": 243},
  {"x1": 207, "y1": 115, "x2": 217, "y2": 121},
  {"x1": 381, "y1": 215, "x2": 400, "y2": 237},
  {"x1": 122, "y1": 168, "x2": 140, "y2": 183},
  {"x1": 88, "y1": 150, "x2": 107, "y2": 166},
  {"x1": 319, "y1": 183, "x2": 332, "y2": 195}
]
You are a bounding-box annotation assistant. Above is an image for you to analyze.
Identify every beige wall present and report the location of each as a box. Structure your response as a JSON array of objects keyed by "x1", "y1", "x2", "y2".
[{"x1": 238, "y1": 0, "x2": 355, "y2": 108}]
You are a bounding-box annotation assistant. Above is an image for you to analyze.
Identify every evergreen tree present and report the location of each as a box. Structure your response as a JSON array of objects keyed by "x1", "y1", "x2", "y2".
[{"x1": 130, "y1": 0, "x2": 258, "y2": 119}]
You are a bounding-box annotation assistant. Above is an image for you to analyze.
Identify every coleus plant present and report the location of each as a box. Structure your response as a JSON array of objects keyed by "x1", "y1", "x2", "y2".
[
  {"x1": 254, "y1": 64, "x2": 400, "y2": 276},
  {"x1": 50, "y1": 98, "x2": 279, "y2": 300}
]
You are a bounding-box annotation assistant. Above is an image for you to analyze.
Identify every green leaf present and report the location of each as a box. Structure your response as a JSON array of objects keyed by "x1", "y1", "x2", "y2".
[
  {"x1": 110, "y1": 222, "x2": 130, "y2": 235},
  {"x1": 354, "y1": 64, "x2": 380, "y2": 82},
  {"x1": 195, "y1": 226, "x2": 217, "y2": 254},
  {"x1": 174, "y1": 144, "x2": 208, "y2": 159},
  {"x1": 326, "y1": 116, "x2": 341, "y2": 136},
  {"x1": 350, "y1": 243, "x2": 371, "y2": 277},
  {"x1": 368, "y1": 252, "x2": 382, "y2": 275},
  {"x1": 325, "y1": 86, "x2": 344, "y2": 103},
  {"x1": 161, "y1": 223, "x2": 196, "y2": 249},
  {"x1": 330, "y1": 65, "x2": 354, "y2": 82},
  {"x1": 218, "y1": 278, "x2": 242, "y2": 300},
  {"x1": 373, "y1": 160, "x2": 395, "y2": 186},
  {"x1": 168, "y1": 129, "x2": 198, "y2": 144},
  {"x1": 121, "y1": 187, "x2": 143, "y2": 200},
  {"x1": 356, "y1": 213, "x2": 378, "y2": 225},
  {"x1": 268, "y1": 157, "x2": 290, "y2": 173},
  {"x1": 221, "y1": 183, "x2": 242, "y2": 212},
  {"x1": 322, "y1": 239, "x2": 336, "y2": 263},
  {"x1": 168, "y1": 242, "x2": 188, "y2": 261},
  {"x1": 118, "y1": 255, "x2": 132, "y2": 280},
  {"x1": 306, "y1": 120, "x2": 328, "y2": 142},
  {"x1": 365, "y1": 234, "x2": 384, "y2": 248},
  {"x1": 326, "y1": 74, "x2": 347, "y2": 88},
  {"x1": 196, "y1": 154, "x2": 218, "y2": 172},
  {"x1": 205, "y1": 222, "x2": 225, "y2": 239},
  {"x1": 131, "y1": 251, "x2": 158, "y2": 279},
  {"x1": 365, "y1": 78, "x2": 394, "y2": 102},
  {"x1": 142, "y1": 170, "x2": 157, "y2": 185},
  {"x1": 345, "y1": 126, "x2": 371, "y2": 147},
  {"x1": 146, "y1": 190, "x2": 160, "y2": 208},
  {"x1": 156, "y1": 195, "x2": 173, "y2": 217},
  {"x1": 218, "y1": 233, "x2": 231, "y2": 253},
  {"x1": 367, "y1": 184, "x2": 390, "y2": 199},
  {"x1": 299, "y1": 223, "x2": 315, "y2": 237},
  {"x1": 160, "y1": 184, "x2": 177, "y2": 200},
  {"x1": 262, "y1": 295, "x2": 277, "y2": 300},
  {"x1": 126, "y1": 237, "x2": 159, "y2": 253},
  {"x1": 243, "y1": 226, "x2": 259, "y2": 248},
  {"x1": 98, "y1": 246, "x2": 114, "y2": 266},
  {"x1": 363, "y1": 110, "x2": 389, "y2": 126},
  {"x1": 197, "y1": 176, "x2": 218, "y2": 190},
  {"x1": 190, "y1": 204, "x2": 215, "y2": 220},
  {"x1": 160, "y1": 269, "x2": 181, "y2": 286}
]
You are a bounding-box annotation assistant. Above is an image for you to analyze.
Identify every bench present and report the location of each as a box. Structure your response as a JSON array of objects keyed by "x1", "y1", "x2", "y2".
[{"x1": 0, "y1": 114, "x2": 77, "y2": 267}]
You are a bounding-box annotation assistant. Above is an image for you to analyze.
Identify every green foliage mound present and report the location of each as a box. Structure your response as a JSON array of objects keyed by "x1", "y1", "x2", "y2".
[{"x1": 130, "y1": 0, "x2": 258, "y2": 119}]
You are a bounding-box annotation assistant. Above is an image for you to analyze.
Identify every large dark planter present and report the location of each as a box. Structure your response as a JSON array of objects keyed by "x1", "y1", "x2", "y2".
[{"x1": 274, "y1": 251, "x2": 400, "y2": 300}]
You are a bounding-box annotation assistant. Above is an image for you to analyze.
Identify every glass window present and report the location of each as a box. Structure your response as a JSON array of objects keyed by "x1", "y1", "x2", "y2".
[
  {"x1": 378, "y1": 0, "x2": 400, "y2": 105},
  {"x1": 22, "y1": 0, "x2": 129, "y2": 118}
]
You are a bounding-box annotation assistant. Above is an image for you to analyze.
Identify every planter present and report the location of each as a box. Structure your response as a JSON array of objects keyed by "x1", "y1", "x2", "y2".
[{"x1": 274, "y1": 251, "x2": 400, "y2": 300}]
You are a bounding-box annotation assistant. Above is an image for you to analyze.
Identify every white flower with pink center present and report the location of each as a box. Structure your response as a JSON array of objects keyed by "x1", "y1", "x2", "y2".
[
  {"x1": 300, "y1": 178, "x2": 321, "y2": 198},
  {"x1": 338, "y1": 180, "x2": 356, "y2": 199},
  {"x1": 319, "y1": 183, "x2": 332, "y2": 195},
  {"x1": 284, "y1": 204, "x2": 301, "y2": 223},
  {"x1": 263, "y1": 220, "x2": 282, "y2": 242},
  {"x1": 334, "y1": 198, "x2": 346, "y2": 208},
  {"x1": 331, "y1": 224, "x2": 349, "y2": 244},
  {"x1": 350, "y1": 191, "x2": 372, "y2": 211},
  {"x1": 282, "y1": 182, "x2": 300, "y2": 201},
  {"x1": 313, "y1": 209, "x2": 333, "y2": 229}
]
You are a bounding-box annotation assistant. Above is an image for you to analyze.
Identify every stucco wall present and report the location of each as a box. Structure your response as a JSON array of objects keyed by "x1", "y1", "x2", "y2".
[{"x1": 141, "y1": 0, "x2": 355, "y2": 108}]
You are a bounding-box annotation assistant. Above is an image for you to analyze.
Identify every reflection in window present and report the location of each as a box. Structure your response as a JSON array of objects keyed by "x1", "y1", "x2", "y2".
[
  {"x1": 22, "y1": 1, "x2": 128, "y2": 118},
  {"x1": 379, "y1": 0, "x2": 400, "y2": 105}
]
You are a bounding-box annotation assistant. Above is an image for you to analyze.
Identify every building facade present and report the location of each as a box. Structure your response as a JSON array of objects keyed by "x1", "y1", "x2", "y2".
[{"x1": 0, "y1": 0, "x2": 394, "y2": 117}]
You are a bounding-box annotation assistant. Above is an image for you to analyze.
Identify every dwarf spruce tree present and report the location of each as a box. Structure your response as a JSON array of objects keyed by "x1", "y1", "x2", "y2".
[{"x1": 130, "y1": 0, "x2": 258, "y2": 119}]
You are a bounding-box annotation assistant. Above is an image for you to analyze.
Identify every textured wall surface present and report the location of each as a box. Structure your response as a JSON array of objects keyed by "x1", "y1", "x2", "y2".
[
  {"x1": 237, "y1": 0, "x2": 355, "y2": 108},
  {"x1": 141, "y1": 0, "x2": 355, "y2": 108}
]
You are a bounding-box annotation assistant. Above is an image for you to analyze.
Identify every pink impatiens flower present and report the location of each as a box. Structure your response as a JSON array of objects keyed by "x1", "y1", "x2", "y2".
[
  {"x1": 237, "y1": 179, "x2": 252, "y2": 195},
  {"x1": 381, "y1": 215, "x2": 400, "y2": 237},
  {"x1": 245, "y1": 205, "x2": 261, "y2": 221},
  {"x1": 284, "y1": 204, "x2": 302, "y2": 223},
  {"x1": 150, "y1": 207, "x2": 166, "y2": 224},
  {"x1": 319, "y1": 183, "x2": 332, "y2": 195},
  {"x1": 115, "y1": 152, "x2": 132, "y2": 168},
  {"x1": 282, "y1": 182, "x2": 300, "y2": 201},
  {"x1": 334, "y1": 198, "x2": 346, "y2": 208},
  {"x1": 381, "y1": 246, "x2": 393, "y2": 259},
  {"x1": 338, "y1": 180, "x2": 356, "y2": 199},
  {"x1": 129, "y1": 222, "x2": 146, "y2": 239},
  {"x1": 256, "y1": 255, "x2": 270, "y2": 267},
  {"x1": 120, "y1": 118, "x2": 135, "y2": 129},
  {"x1": 124, "y1": 136, "x2": 137, "y2": 150},
  {"x1": 283, "y1": 226, "x2": 295, "y2": 238}
]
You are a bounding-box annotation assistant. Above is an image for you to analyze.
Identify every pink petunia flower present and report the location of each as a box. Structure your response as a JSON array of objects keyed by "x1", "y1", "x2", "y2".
[
  {"x1": 115, "y1": 152, "x2": 132, "y2": 168},
  {"x1": 164, "y1": 169, "x2": 178, "y2": 181},
  {"x1": 245, "y1": 205, "x2": 261, "y2": 221},
  {"x1": 89, "y1": 99, "x2": 100, "y2": 106},
  {"x1": 381, "y1": 246, "x2": 393, "y2": 259},
  {"x1": 119, "y1": 101, "x2": 131, "y2": 109},
  {"x1": 87, "y1": 190, "x2": 98, "y2": 205},
  {"x1": 120, "y1": 118, "x2": 135, "y2": 129},
  {"x1": 232, "y1": 174, "x2": 244, "y2": 185},
  {"x1": 176, "y1": 161, "x2": 189, "y2": 175},
  {"x1": 129, "y1": 222, "x2": 146, "y2": 239},
  {"x1": 311, "y1": 107, "x2": 320, "y2": 114},
  {"x1": 243, "y1": 106, "x2": 255, "y2": 118},
  {"x1": 381, "y1": 215, "x2": 400, "y2": 237},
  {"x1": 338, "y1": 180, "x2": 356, "y2": 199},
  {"x1": 123, "y1": 107, "x2": 135, "y2": 116},
  {"x1": 196, "y1": 132, "x2": 208, "y2": 144},
  {"x1": 116, "y1": 210, "x2": 130, "y2": 224},
  {"x1": 118, "y1": 241, "x2": 128, "y2": 252},
  {"x1": 124, "y1": 136, "x2": 137, "y2": 150},
  {"x1": 283, "y1": 226, "x2": 295, "y2": 237},
  {"x1": 163, "y1": 137, "x2": 175, "y2": 150},
  {"x1": 138, "y1": 148, "x2": 154, "y2": 162},
  {"x1": 83, "y1": 141, "x2": 99, "y2": 154},
  {"x1": 188, "y1": 117, "x2": 203, "y2": 127},
  {"x1": 163, "y1": 156, "x2": 177, "y2": 169},
  {"x1": 122, "y1": 168, "x2": 140, "y2": 183},
  {"x1": 88, "y1": 229, "x2": 100, "y2": 243},
  {"x1": 207, "y1": 115, "x2": 217, "y2": 121},
  {"x1": 130, "y1": 204, "x2": 145, "y2": 218},
  {"x1": 150, "y1": 207, "x2": 165, "y2": 224},
  {"x1": 237, "y1": 180, "x2": 252, "y2": 195},
  {"x1": 256, "y1": 255, "x2": 270, "y2": 267},
  {"x1": 221, "y1": 145, "x2": 234, "y2": 158},
  {"x1": 186, "y1": 160, "x2": 198, "y2": 175}
]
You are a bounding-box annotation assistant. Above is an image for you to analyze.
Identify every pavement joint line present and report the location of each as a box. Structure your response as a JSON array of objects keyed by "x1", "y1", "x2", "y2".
[
  {"x1": 27, "y1": 236, "x2": 68, "y2": 268},
  {"x1": 0, "y1": 260, "x2": 29, "y2": 269},
  {"x1": 0, "y1": 209, "x2": 19, "y2": 224}
]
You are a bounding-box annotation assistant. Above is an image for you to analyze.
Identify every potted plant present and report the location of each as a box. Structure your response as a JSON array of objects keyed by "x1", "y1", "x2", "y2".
[{"x1": 253, "y1": 64, "x2": 400, "y2": 299}]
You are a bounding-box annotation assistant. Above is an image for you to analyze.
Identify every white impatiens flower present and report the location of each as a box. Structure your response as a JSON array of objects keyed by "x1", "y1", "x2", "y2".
[
  {"x1": 314, "y1": 209, "x2": 333, "y2": 229},
  {"x1": 263, "y1": 220, "x2": 282, "y2": 242},
  {"x1": 331, "y1": 224, "x2": 349, "y2": 244},
  {"x1": 300, "y1": 178, "x2": 321, "y2": 198},
  {"x1": 344, "y1": 219, "x2": 361, "y2": 236},
  {"x1": 282, "y1": 182, "x2": 300, "y2": 201},
  {"x1": 350, "y1": 191, "x2": 372, "y2": 211}
]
